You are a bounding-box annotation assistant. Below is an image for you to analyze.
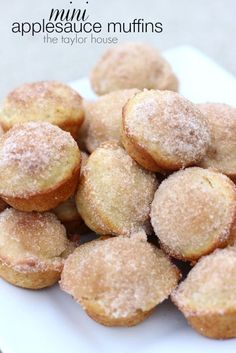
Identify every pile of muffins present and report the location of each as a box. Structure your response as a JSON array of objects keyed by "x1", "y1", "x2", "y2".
[{"x1": 0, "y1": 42, "x2": 236, "y2": 340}]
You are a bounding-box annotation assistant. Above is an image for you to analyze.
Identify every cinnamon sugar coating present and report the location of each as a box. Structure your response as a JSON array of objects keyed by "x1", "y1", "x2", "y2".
[
  {"x1": 76, "y1": 142, "x2": 158, "y2": 236},
  {"x1": 0, "y1": 208, "x2": 74, "y2": 289},
  {"x1": 151, "y1": 167, "x2": 236, "y2": 261},
  {"x1": 85, "y1": 89, "x2": 139, "y2": 153},
  {"x1": 90, "y1": 43, "x2": 178, "y2": 95},
  {"x1": 60, "y1": 236, "x2": 180, "y2": 326},
  {"x1": 122, "y1": 90, "x2": 211, "y2": 172},
  {"x1": 172, "y1": 247, "x2": 236, "y2": 338},
  {"x1": 198, "y1": 103, "x2": 236, "y2": 178},
  {"x1": 0, "y1": 81, "x2": 84, "y2": 138},
  {"x1": 0, "y1": 122, "x2": 81, "y2": 211}
]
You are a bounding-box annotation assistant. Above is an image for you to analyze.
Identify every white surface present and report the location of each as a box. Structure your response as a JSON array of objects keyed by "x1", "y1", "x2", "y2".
[{"x1": 0, "y1": 46, "x2": 236, "y2": 353}]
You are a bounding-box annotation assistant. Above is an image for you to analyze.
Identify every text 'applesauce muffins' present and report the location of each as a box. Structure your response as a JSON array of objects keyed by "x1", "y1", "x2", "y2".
[
  {"x1": 0, "y1": 208, "x2": 74, "y2": 289},
  {"x1": 0, "y1": 81, "x2": 84, "y2": 138},
  {"x1": 90, "y1": 42, "x2": 178, "y2": 95},
  {"x1": 85, "y1": 89, "x2": 139, "y2": 153},
  {"x1": 0, "y1": 122, "x2": 81, "y2": 212},
  {"x1": 151, "y1": 167, "x2": 236, "y2": 261},
  {"x1": 76, "y1": 141, "x2": 158, "y2": 236},
  {"x1": 122, "y1": 90, "x2": 211, "y2": 172},
  {"x1": 172, "y1": 247, "x2": 236, "y2": 339},
  {"x1": 198, "y1": 103, "x2": 236, "y2": 179},
  {"x1": 60, "y1": 236, "x2": 180, "y2": 326}
]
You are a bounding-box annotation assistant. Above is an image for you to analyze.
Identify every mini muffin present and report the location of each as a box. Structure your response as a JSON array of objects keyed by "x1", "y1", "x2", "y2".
[
  {"x1": 198, "y1": 103, "x2": 236, "y2": 179},
  {"x1": 0, "y1": 122, "x2": 81, "y2": 212},
  {"x1": 91, "y1": 42, "x2": 178, "y2": 95},
  {"x1": 172, "y1": 247, "x2": 236, "y2": 339},
  {"x1": 76, "y1": 141, "x2": 158, "y2": 236},
  {"x1": 0, "y1": 208, "x2": 74, "y2": 289},
  {"x1": 151, "y1": 167, "x2": 236, "y2": 261},
  {"x1": 85, "y1": 89, "x2": 139, "y2": 153},
  {"x1": 0, "y1": 81, "x2": 84, "y2": 138},
  {"x1": 122, "y1": 90, "x2": 211, "y2": 172},
  {"x1": 60, "y1": 236, "x2": 180, "y2": 326}
]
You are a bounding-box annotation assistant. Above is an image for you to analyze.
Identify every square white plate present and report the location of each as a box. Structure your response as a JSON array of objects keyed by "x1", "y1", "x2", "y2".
[{"x1": 0, "y1": 46, "x2": 236, "y2": 353}]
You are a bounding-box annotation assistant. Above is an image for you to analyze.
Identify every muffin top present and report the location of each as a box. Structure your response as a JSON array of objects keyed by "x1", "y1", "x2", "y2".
[
  {"x1": 61, "y1": 236, "x2": 179, "y2": 318},
  {"x1": 151, "y1": 167, "x2": 236, "y2": 260},
  {"x1": 0, "y1": 81, "x2": 84, "y2": 131},
  {"x1": 172, "y1": 247, "x2": 236, "y2": 315},
  {"x1": 0, "y1": 208, "x2": 69, "y2": 272},
  {"x1": 123, "y1": 90, "x2": 210, "y2": 170},
  {"x1": 91, "y1": 42, "x2": 178, "y2": 95},
  {"x1": 0, "y1": 121, "x2": 80, "y2": 198},
  {"x1": 76, "y1": 141, "x2": 158, "y2": 235}
]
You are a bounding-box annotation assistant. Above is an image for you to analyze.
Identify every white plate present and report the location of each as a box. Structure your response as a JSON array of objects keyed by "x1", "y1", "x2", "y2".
[{"x1": 0, "y1": 46, "x2": 236, "y2": 353}]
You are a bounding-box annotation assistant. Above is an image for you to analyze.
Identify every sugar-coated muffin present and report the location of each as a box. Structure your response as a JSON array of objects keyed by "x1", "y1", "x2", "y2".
[
  {"x1": 122, "y1": 90, "x2": 210, "y2": 172},
  {"x1": 0, "y1": 208, "x2": 74, "y2": 289},
  {"x1": 76, "y1": 141, "x2": 158, "y2": 236},
  {"x1": 0, "y1": 81, "x2": 84, "y2": 138},
  {"x1": 0, "y1": 122, "x2": 81, "y2": 211},
  {"x1": 85, "y1": 89, "x2": 139, "y2": 152},
  {"x1": 91, "y1": 43, "x2": 178, "y2": 95},
  {"x1": 172, "y1": 247, "x2": 236, "y2": 339},
  {"x1": 60, "y1": 236, "x2": 180, "y2": 326},
  {"x1": 151, "y1": 167, "x2": 236, "y2": 261},
  {"x1": 198, "y1": 103, "x2": 236, "y2": 179}
]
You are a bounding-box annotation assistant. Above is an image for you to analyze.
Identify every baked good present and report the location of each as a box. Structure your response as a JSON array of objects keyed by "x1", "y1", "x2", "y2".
[
  {"x1": 172, "y1": 247, "x2": 236, "y2": 339},
  {"x1": 151, "y1": 167, "x2": 236, "y2": 261},
  {"x1": 0, "y1": 81, "x2": 84, "y2": 138},
  {"x1": 0, "y1": 208, "x2": 74, "y2": 289},
  {"x1": 76, "y1": 141, "x2": 158, "y2": 236},
  {"x1": 0, "y1": 122, "x2": 81, "y2": 211},
  {"x1": 60, "y1": 236, "x2": 180, "y2": 326},
  {"x1": 122, "y1": 90, "x2": 211, "y2": 172},
  {"x1": 198, "y1": 103, "x2": 236, "y2": 179},
  {"x1": 90, "y1": 43, "x2": 178, "y2": 95},
  {"x1": 85, "y1": 89, "x2": 139, "y2": 152}
]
